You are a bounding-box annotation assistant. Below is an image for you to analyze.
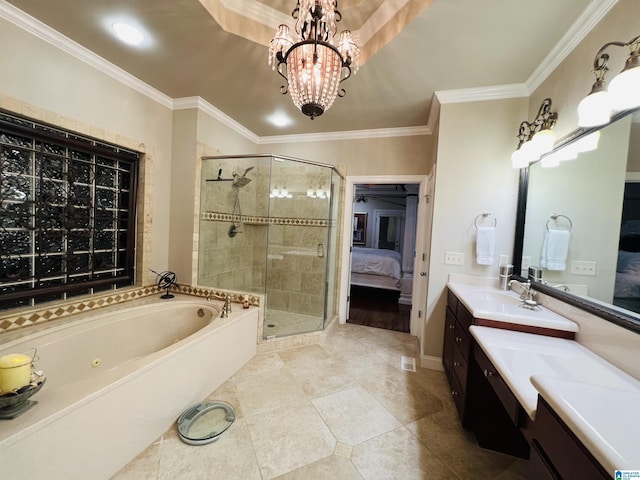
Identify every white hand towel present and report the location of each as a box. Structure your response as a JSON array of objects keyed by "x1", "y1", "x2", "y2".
[
  {"x1": 540, "y1": 229, "x2": 570, "y2": 271},
  {"x1": 476, "y1": 226, "x2": 495, "y2": 266}
]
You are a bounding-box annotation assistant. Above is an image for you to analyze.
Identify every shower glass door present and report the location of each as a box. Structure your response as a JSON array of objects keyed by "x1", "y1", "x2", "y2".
[{"x1": 264, "y1": 158, "x2": 333, "y2": 338}]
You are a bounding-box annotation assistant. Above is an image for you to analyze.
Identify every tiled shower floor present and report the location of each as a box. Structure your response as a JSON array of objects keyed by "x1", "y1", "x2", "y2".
[
  {"x1": 112, "y1": 323, "x2": 527, "y2": 480},
  {"x1": 263, "y1": 309, "x2": 324, "y2": 338}
]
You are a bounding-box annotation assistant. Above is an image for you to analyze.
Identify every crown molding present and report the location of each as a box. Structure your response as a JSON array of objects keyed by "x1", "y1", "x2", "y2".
[
  {"x1": 0, "y1": 0, "x2": 619, "y2": 144},
  {"x1": 435, "y1": 84, "x2": 529, "y2": 104},
  {"x1": 173, "y1": 97, "x2": 260, "y2": 143},
  {"x1": 257, "y1": 125, "x2": 430, "y2": 145},
  {"x1": 0, "y1": 1, "x2": 174, "y2": 109},
  {"x1": 526, "y1": 0, "x2": 619, "y2": 93}
]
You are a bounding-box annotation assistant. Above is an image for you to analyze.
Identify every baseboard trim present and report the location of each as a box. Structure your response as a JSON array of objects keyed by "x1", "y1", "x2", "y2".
[{"x1": 420, "y1": 355, "x2": 444, "y2": 371}]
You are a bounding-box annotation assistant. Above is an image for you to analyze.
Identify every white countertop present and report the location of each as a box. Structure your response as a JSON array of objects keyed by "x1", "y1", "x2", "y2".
[
  {"x1": 448, "y1": 281, "x2": 578, "y2": 332},
  {"x1": 470, "y1": 325, "x2": 640, "y2": 472}
]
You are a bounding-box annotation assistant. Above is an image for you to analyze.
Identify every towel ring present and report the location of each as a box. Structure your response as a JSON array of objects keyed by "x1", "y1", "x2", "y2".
[
  {"x1": 546, "y1": 213, "x2": 572, "y2": 231},
  {"x1": 474, "y1": 212, "x2": 497, "y2": 230}
]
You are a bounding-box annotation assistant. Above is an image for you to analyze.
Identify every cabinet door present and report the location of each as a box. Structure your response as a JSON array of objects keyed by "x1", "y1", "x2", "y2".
[
  {"x1": 443, "y1": 306, "x2": 456, "y2": 377},
  {"x1": 531, "y1": 397, "x2": 610, "y2": 480}
]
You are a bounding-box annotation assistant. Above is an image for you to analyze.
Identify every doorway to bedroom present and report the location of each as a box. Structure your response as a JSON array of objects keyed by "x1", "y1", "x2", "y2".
[{"x1": 348, "y1": 183, "x2": 419, "y2": 332}]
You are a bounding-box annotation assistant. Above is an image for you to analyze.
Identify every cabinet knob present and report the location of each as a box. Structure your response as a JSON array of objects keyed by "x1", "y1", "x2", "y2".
[
  {"x1": 483, "y1": 369, "x2": 494, "y2": 377},
  {"x1": 449, "y1": 324, "x2": 455, "y2": 330},
  {"x1": 453, "y1": 361, "x2": 461, "y2": 367},
  {"x1": 451, "y1": 390, "x2": 458, "y2": 397},
  {"x1": 455, "y1": 336, "x2": 463, "y2": 342}
]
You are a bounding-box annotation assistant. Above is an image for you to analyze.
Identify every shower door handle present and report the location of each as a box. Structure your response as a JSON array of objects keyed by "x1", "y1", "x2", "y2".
[{"x1": 317, "y1": 243, "x2": 325, "y2": 258}]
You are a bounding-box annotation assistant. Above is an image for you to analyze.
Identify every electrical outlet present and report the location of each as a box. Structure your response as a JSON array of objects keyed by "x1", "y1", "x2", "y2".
[
  {"x1": 445, "y1": 251, "x2": 464, "y2": 265},
  {"x1": 571, "y1": 260, "x2": 597, "y2": 276}
]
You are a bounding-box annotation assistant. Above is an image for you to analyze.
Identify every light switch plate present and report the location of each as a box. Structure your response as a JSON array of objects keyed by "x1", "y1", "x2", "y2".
[
  {"x1": 445, "y1": 251, "x2": 464, "y2": 265},
  {"x1": 571, "y1": 260, "x2": 597, "y2": 276}
]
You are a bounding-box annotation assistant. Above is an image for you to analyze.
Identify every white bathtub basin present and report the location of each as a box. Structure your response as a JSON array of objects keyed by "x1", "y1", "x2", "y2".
[{"x1": 448, "y1": 282, "x2": 578, "y2": 332}]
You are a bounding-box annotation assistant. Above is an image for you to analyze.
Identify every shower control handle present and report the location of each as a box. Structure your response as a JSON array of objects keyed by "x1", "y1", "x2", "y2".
[{"x1": 317, "y1": 243, "x2": 325, "y2": 258}]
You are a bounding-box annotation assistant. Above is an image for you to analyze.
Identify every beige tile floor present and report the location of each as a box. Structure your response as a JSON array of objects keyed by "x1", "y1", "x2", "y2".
[{"x1": 112, "y1": 323, "x2": 528, "y2": 480}]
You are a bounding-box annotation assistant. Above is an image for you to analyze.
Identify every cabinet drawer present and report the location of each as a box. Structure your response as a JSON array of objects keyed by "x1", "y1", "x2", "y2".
[
  {"x1": 456, "y1": 301, "x2": 474, "y2": 329},
  {"x1": 449, "y1": 367, "x2": 466, "y2": 420},
  {"x1": 443, "y1": 307, "x2": 456, "y2": 375},
  {"x1": 532, "y1": 397, "x2": 610, "y2": 480},
  {"x1": 451, "y1": 341, "x2": 469, "y2": 388},
  {"x1": 474, "y1": 346, "x2": 523, "y2": 425},
  {"x1": 453, "y1": 322, "x2": 471, "y2": 361}
]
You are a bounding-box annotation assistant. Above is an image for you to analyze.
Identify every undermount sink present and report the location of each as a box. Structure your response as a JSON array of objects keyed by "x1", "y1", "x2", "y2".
[{"x1": 447, "y1": 281, "x2": 578, "y2": 332}]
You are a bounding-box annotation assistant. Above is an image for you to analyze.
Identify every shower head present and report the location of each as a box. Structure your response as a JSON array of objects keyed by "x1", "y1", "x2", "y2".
[
  {"x1": 232, "y1": 176, "x2": 252, "y2": 187},
  {"x1": 232, "y1": 166, "x2": 253, "y2": 188}
]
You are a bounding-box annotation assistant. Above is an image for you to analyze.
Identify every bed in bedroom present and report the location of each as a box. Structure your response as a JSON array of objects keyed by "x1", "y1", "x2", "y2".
[
  {"x1": 614, "y1": 229, "x2": 640, "y2": 313},
  {"x1": 350, "y1": 247, "x2": 402, "y2": 291}
]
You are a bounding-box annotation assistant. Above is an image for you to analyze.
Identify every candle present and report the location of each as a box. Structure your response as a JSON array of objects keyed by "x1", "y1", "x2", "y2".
[{"x1": 0, "y1": 353, "x2": 32, "y2": 393}]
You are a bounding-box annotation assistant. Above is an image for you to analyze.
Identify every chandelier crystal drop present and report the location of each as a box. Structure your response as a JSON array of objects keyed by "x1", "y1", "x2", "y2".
[{"x1": 269, "y1": 0, "x2": 360, "y2": 119}]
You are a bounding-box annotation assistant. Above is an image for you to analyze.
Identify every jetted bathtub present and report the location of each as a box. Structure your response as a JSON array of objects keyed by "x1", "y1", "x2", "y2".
[{"x1": 0, "y1": 294, "x2": 258, "y2": 480}]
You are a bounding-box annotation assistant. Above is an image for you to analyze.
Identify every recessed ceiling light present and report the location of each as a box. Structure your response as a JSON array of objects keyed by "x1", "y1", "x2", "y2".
[
  {"x1": 268, "y1": 112, "x2": 292, "y2": 128},
  {"x1": 112, "y1": 22, "x2": 144, "y2": 46}
]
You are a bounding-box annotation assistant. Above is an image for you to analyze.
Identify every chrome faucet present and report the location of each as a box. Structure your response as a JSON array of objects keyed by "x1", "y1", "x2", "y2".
[
  {"x1": 206, "y1": 291, "x2": 233, "y2": 318},
  {"x1": 508, "y1": 280, "x2": 539, "y2": 309}
]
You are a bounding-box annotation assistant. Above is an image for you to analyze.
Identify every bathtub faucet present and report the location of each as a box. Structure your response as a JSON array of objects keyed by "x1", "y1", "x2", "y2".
[{"x1": 206, "y1": 291, "x2": 232, "y2": 318}]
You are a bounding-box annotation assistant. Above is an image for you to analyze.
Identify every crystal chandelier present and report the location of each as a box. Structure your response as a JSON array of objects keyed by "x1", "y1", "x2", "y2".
[{"x1": 268, "y1": 0, "x2": 359, "y2": 119}]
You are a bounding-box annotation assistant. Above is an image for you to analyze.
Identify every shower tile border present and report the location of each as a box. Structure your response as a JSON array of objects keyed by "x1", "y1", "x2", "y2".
[{"x1": 201, "y1": 211, "x2": 334, "y2": 227}]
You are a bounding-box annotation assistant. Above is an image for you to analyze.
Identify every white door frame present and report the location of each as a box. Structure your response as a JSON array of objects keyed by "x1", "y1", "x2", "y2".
[{"x1": 339, "y1": 175, "x2": 427, "y2": 334}]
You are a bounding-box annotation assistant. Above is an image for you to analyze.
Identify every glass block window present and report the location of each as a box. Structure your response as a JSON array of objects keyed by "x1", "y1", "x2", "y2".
[{"x1": 0, "y1": 110, "x2": 139, "y2": 311}]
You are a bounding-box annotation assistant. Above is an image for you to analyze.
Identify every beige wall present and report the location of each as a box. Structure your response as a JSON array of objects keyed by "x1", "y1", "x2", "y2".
[
  {"x1": 529, "y1": 0, "x2": 640, "y2": 137},
  {"x1": 0, "y1": 17, "x2": 174, "y2": 286},
  {"x1": 423, "y1": 97, "x2": 527, "y2": 359},
  {"x1": 257, "y1": 134, "x2": 433, "y2": 176}
]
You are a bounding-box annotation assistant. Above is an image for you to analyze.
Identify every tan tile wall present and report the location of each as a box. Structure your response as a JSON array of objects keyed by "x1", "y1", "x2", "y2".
[{"x1": 196, "y1": 157, "x2": 338, "y2": 319}]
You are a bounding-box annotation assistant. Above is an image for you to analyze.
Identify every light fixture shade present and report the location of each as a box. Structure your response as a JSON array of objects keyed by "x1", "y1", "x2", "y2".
[
  {"x1": 531, "y1": 128, "x2": 556, "y2": 156},
  {"x1": 337, "y1": 30, "x2": 360, "y2": 74},
  {"x1": 577, "y1": 90, "x2": 612, "y2": 127},
  {"x1": 511, "y1": 148, "x2": 530, "y2": 169},
  {"x1": 608, "y1": 62, "x2": 640, "y2": 111},
  {"x1": 268, "y1": 25, "x2": 293, "y2": 70},
  {"x1": 286, "y1": 42, "x2": 343, "y2": 118}
]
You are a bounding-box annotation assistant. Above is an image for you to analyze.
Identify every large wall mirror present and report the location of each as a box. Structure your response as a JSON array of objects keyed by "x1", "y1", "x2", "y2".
[{"x1": 513, "y1": 108, "x2": 640, "y2": 334}]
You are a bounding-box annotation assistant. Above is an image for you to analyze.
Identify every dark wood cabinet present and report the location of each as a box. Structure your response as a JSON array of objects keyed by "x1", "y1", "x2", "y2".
[
  {"x1": 527, "y1": 397, "x2": 610, "y2": 480},
  {"x1": 443, "y1": 289, "x2": 473, "y2": 427},
  {"x1": 444, "y1": 288, "x2": 612, "y2": 479}
]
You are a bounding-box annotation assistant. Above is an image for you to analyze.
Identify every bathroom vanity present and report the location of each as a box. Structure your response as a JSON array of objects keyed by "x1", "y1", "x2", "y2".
[{"x1": 444, "y1": 280, "x2": 640, "y2": 479}]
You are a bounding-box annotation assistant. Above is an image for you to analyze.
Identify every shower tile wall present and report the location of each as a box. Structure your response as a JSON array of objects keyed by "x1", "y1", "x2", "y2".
[
  {"x1": 198, "y1": 160, "x2": 269, "y2": 293},
  {"x1": 266, "y1": 162, "x2": 332, "y2": 317},
  {"x1": 198, "y1": 158, "x2": 337, "y2": 323}
]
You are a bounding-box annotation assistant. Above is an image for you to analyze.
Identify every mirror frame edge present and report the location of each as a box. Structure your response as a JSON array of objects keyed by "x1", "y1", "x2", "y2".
[{"x1": 511, "y1": 110, "x2": 640, "y2": 335}]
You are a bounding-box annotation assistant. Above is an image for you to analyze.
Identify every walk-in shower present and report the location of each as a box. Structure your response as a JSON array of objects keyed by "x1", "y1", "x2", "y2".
[{"x1": 198, "y1": 154, "x2": 343, "y2": 338}]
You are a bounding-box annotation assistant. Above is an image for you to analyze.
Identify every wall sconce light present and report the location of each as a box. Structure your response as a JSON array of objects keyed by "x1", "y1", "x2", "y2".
[
  {"x1": 577, "y1": 34, "x2": 640, "y2": 127},
  {"x1": 511, "y1": 98, "x2": 558, "y2": 168}
]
